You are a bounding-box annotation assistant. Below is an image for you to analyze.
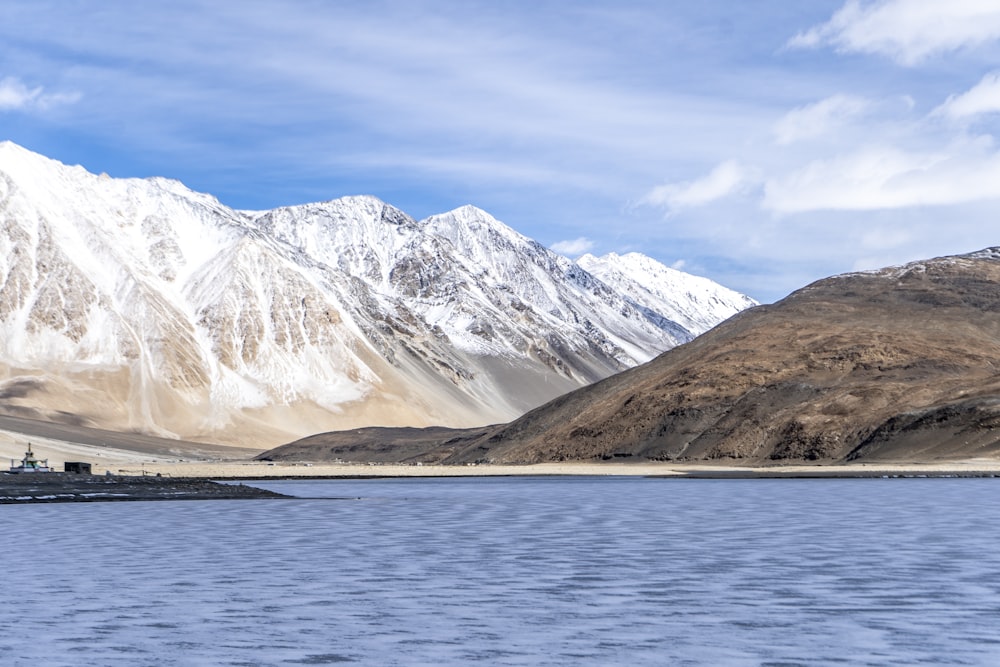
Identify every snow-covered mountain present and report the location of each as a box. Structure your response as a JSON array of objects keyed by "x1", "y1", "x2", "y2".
[
  {"x1": 0, "y1": 141, "x2": 755, "y2": 446},
  {"x1": 577, "y1": 252, "x2": 757, "y2": 336}
]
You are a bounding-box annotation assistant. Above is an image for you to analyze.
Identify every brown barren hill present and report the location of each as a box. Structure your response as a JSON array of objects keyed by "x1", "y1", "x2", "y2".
[{"x1": 262, "y1": 248, "x2": 1000, "y2": 465}]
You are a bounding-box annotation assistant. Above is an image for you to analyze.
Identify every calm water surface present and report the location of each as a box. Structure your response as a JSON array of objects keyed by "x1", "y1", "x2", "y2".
[{"x1": 1, "y1": 477, "x2": 999, "y2": 666}]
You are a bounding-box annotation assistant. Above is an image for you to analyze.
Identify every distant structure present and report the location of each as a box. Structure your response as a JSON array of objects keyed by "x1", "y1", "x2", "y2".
[
  {"x1": 64, "y1": 461, "x2": 92, "y2": 474},
  {"x1": 9, "y1": 443, "x2": 52, "y2": 473}
]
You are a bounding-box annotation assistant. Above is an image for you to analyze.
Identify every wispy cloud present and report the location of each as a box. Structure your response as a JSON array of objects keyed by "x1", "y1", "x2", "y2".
[
  {"x1": 642, "y1": 160, "x2": 756, "y2": 211},
  {"x1": 764, "y1": 140, "x2": 1000, "y2": 213},
  {"x1": 763, "y1": 70, "x2": 1000, "y2": 213},
  {"x1": 934, "y1": 71, "x2": 1000, "y2": 119},
  {"x1": 0, "y1": 76, "x2": 79, "y2": 112},
  {"x1": 773, "y1": 94, "x2": 870, "y2": 145},
  {"x1": 789, "y1": 0, "x2": 1000, "y2": 65},
  {"x1": 551, "y1": 237, "x2": 595, "y2": 257},
  {"x1": 763, "y1": 147, "x2": 939, "y2": 212}
]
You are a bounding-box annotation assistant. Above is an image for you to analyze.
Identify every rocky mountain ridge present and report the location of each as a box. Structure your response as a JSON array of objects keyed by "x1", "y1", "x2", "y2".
[{"x1": 0, "y1": 141, "x2": 754, "y2": 446}]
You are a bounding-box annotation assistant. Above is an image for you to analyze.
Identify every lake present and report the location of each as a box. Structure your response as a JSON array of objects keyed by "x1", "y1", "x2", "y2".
[{"x1": 1, "y1": 476, "x2": 998, "y2": 666}]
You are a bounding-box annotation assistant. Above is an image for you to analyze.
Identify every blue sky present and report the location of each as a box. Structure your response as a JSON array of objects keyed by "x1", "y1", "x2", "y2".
[{"x1": 5, "y1": 1, "x2": 1000, "y2": 302}]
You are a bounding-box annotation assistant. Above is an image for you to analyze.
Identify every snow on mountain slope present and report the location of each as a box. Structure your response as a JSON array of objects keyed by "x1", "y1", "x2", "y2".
[
  {"x1": 0, "y1": 142, "x2": 755, "y2": 447},
  {"x1": 577, "y1": 252, "x2": 757, "y2": 336}
]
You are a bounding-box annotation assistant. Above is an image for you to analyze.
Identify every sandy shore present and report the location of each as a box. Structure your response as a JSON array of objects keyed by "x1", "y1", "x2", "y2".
[
  {"x1": 132, "y1": 459, "x2": 1000, "y2": 479},
  {"x1": 3, "y1": 421, "x2": 1000, "y2": 479}
]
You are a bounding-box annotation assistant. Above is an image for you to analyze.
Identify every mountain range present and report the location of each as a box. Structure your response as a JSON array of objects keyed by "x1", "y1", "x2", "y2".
[
  {"x1": 0, "y1": 141, "x2": 754, "y2": 447},
  {"x1": 263, "y1": 248, "x2": 1000, "y2": 465}
]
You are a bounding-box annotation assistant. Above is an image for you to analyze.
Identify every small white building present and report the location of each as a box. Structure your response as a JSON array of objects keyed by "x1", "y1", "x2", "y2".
[{"x1": 9, "y1": 443, "x2": 52, "y2": 473}]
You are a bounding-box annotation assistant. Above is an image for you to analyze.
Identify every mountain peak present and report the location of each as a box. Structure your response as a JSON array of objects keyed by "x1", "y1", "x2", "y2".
[
  {"x1": 449, "y1": 203, "x2": 494, "y2": 218},
  {"x1": 0, "y1": 140, "x2": 34, "y2": 156},
  {"x1": 0, "y1": 141, "x2": 89, "y2": 177},
  {"x1": 424, "y1": 204, "x2": 503, "y2": 228},
  {"x1": 578, "y1": 251, "x2": 757, "y2": 336},
  {"x1": 0, "y1": 140, "x2": 60, "y2": 173},
  {"x1": 330, "y1": 193, "x2": 388, "y2": 208},
  {"x1": 423, "y1": 204, "x2": 530, "y2": 247}
]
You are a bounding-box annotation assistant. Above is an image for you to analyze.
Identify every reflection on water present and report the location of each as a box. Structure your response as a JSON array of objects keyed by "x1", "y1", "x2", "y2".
[{"x1": 1, "y1": 477, "x2": 999, "y2": 666}]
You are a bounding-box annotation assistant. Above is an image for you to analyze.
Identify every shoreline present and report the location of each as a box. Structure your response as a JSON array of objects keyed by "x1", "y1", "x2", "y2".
[
  {"x1": 107, "y1": 458, "x2": 1000, "y2": 480},
  {"x1": 4, "y1": 421, "x2": 999, "y2": 482},
  {"x1": 4, "y1": 459, "x2": 999, "y2": 504}
]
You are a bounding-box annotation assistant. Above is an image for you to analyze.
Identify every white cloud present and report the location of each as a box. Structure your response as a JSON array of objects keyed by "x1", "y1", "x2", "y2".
[
  {"x1": 773, "y1": 94, "x2": 870, "y2": 145},
  {"x1": 763, "y1": 141, "x2": 1000, "y2": 213},
  {"x1": 0, "y1": 77, "x2": 41, "y2": 110},
  {"x1": 642, "y1": 160, "x2": 755, "y2": 211},
  {"x1": 935, "y1": 71, "x2": 1000, "y2": 118},
  {"x1": 0, "y1": 76, "x2": 79, "y2": 112},
  {"x1": 550, "y1": 237, "x2": 595, "y2": 256},
  {"x1": 789, "y1": 0, "x2": 1000, "y2": 65}
]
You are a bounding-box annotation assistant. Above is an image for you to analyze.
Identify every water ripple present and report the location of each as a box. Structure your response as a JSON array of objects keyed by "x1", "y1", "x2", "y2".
[{"x1": 1, "y1": 477, "x2": 999, "y2": 665}]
